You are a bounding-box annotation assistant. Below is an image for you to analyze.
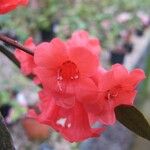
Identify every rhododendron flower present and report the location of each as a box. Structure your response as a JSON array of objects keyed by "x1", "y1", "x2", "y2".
[
  {"x1": 23, "y1": 30, "x2": 146, "y2": 142},
  {"x1": 15, "y1": 37, "x2": 36, "y2": 76},
  {"x1": 34, "y1": 36, "x2": 100, "y2": 108},
  {"x1": 85, "y1": 64, "x2": 145, "y2": 125},
  {"x1": 29, "y1": 90, "x2": 104, "y2": 142},
  {"x1": 66, "y1": 30, "x2": 101, "y2": 56},
  {"x1": 0, "y1": 0, "x2": 28, "y2": 14}
]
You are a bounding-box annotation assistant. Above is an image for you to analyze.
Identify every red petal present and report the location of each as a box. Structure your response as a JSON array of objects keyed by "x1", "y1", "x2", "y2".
[
  {"x1": 28, "y1": 93, "x2": 62, "y2": 131},
  {"x1": 51, "y1": 80, "x2": 76, "y2": 108},
  {"x1": 35, "y1": 68, "x2": 76, "y2": 108},
  {"x1": 53, "y1": 89, "x2": 75, "y2": 109},
  {"x1": 98, "y1": 100, "x2": 116, "y2": 125},
  {"x1": 75, "y1": 77, "x2": 98, "y2": 104},
  {"x1": 0, "y1": 0, "x2": 28, "y2": 14},
  {"x1": 34, "y1": 38, "x2": 68, "y2": 69},
  {"x1": 128, "y1": 69, "x2": 145, "y2": 87},
  {"x1": 99, "y1": 64, "x2": 128, "y2": 91},
  {"x1": 15, "y1": 37, "x2": 36, "y2": 75},
  {"x1": 34, "y1": 67, "x2": 56, "y2": 89},
  {"x1": 28, "y1": 92, "x2": 104, "y2": 142},
  {"x1": 112, "y1": 64, "x2": 128, "y2": 83},
  {"x1": 69, "y1": 47, "x2": 99, "y2": 77},
  {"x1": 59, "y1": 102, "x2": 104, "y2": 142},
  {"x1": 98, "y1": 71, "x2": 115, "y2": 91},
  {"x1": 115, "y1": 90, "x2": 137, "y2": 106},
  {"x1": 67, "y1": 30, "x2": 101, "y2": 56}
]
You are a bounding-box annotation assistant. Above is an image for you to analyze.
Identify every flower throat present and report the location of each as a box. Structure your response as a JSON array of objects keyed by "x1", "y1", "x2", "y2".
[{"x1": 57, "y1": 61, "x2": 79, "y2": 81}]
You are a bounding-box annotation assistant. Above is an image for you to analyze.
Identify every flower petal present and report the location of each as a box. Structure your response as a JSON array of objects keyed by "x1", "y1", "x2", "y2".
[
  {"x1": 34, "y1": 38, "x2": 68, "y2": 69},
  {"x1": 67, "y1": 30, "x2": 101, "y2": 56},
  {"x1": 98, "y1": 71, "x2": 115, "y2": 91},
  {"x1": 112, "y1": 64, "x2": 128, "y2": 83},
  {"x1": 15, "y1": 37, "x2": 36, "y2": 75},
  {"x1": 75, "y1": 77, "x2": 98, "y2": 104},
  {"x1": 60, "y1": 102, "x2": 104, "y2": 142},
  {"x1": 115, "y1": 90, "x2": 137, "y2": 106},
  {"x1": 28, "y1": 92, "x2": 62, "y2": 131},
  {"x1": 128, "y1": 69, "x2": 145, "y2": 87},
  {"x1": 34, "y1": 67, "x2": 56, "y2": 89},
  {"x1": 28, "y1": 96, "x2": 104, "y2": 142},
  {"x1": 34, "y1": 67, "x2": 76, "y2": 108},
  {"x1": 98, "y1": 100, "x2": 116, "y2": 125},
  {"x1": 69, "y1": 47, "x2": 99, "y2": 77},
  {"x1": 0, "y1": 0, "x2": 28, "y2": 14},
  {"x1": 99, "y1": 64, "x2": 128, "y2": 91}
]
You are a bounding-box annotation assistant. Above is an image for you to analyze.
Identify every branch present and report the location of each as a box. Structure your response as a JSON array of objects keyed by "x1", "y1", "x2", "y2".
[
  {"x1": 0, "y1": 44, "x2": 37, "y2": 81},
  {"x1": 0, "y1": 44, "x2": 20, "y2": 68},
  {"x1": 0, "y1": 44, "x2": 42, "y2": 87},
  {"x1": 0, "y1": 34, "x2": 34, "y2": 56},
  {"x1": 0, "y1": 113, "x2": 15, "y2": 150}
]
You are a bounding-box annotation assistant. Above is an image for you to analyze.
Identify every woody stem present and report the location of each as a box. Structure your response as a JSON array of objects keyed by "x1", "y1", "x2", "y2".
[
  {"x1": 0, "y1": 34, "x2": 34, "y2": 55},
  {"x1": 0, "y1": 44, "x2": 38, "y2": 82},
  {"x1": 0, "y1": 113, "x2": 15, "y2": 150},
  {"x1": 0, "y1": 44, "x2": 20, "y2": 68}
]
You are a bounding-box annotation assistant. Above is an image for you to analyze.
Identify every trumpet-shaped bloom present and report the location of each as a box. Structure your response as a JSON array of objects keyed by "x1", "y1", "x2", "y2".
[
  {"x1": 34, "y1": 36, "x2": 100, "y2": 108},
  {"x1": 85, "y1": 64, "x2": 145, "y2": 125},
  {"x1": 15, "y1": 37, "x2": 36, "y2": 76},
  {"x1": 28, "y1": 90, "x2": 104, "y2": 142},
  {"x1": 0, "y1": 0, "x2": 28, "y2": 14}
]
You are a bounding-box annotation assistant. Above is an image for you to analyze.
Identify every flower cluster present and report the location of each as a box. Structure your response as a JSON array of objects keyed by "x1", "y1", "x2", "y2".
[
  {"x1": 15, "y1": 30, "x2": 145, "y2": 142},
  {"x1": 0, "y1": 0, "x2": 28, "y2": 14}
]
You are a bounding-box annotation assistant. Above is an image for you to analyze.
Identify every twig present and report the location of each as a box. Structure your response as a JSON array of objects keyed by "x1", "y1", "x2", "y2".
[
  {"x1": 0, "y1": 44, "x2": 36, "y2": 80},
  {"x1": 0, "y1": 34, "x2": 34, "y2": 55},
  {"x1": 0, "y1": 113, "x2": 15, "y2": 150},
  {"x1": 0, "y1": 44, "x2": 42, "y2": 87},
  {"x1": 0, "y1": 44, "x2": 20, "y2": 68}
]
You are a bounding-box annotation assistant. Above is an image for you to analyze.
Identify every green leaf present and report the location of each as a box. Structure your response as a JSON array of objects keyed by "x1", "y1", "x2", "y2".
[{"x1": 115, "y1": 105, "x2": 150, "y2": 141}]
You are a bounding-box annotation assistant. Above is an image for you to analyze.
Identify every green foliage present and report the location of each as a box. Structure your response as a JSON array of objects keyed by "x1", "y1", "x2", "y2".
[
  {"x1": 0, "y1": 0, "x2": 149, "y2": 46},
  {"x1": 0, "y1": 91, "x2": 10, "y2": 105},
  {"x1": 0, "y1": 90, "x2": 26, "y2": 122}
]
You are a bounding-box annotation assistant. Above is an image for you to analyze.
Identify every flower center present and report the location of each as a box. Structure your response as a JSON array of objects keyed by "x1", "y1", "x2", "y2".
[
  {"x1": 57, "y1": 61, "x2": 79, "y2": 81},
  {"x1": 106, "y1": 86, "x2": 121, "y2": 101},
  {"x1": 107, "y1": 89, "x2": 118, "y2": 100}
]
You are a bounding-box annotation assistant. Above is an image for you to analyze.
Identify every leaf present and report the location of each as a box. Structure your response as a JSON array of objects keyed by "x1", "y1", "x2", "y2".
[{"x1": 115, "y1": 105, "x2": 150, "y2": 141}]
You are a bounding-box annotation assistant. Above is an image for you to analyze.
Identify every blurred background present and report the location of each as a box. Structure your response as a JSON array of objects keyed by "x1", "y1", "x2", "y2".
[{"x1": 0, "y1": 0, "x2": 150, "y2": 149}]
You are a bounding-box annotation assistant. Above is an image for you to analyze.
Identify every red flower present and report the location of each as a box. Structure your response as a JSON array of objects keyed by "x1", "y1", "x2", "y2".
[
  {"x1": 34, "y1": 35, "x2": 100, "y2": 108},
  {"x1": 85, "y1": 64, "x2": 145, "y2": 125},
  {"x1": 23, "y1": 30, "x2": 146, "y2": 142},
  {"x1": 0, "y1": 0, "x2": 28, "y2": 14},
  {"x1": 28, "y1": 90, "x2": 104, "y2": 142},
  {"x1": 28, "y1": 31, "x2": 104, "y2": 142},
  {"x1": 14, "y1": 37, "x2": 38, "y2": 80}
]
